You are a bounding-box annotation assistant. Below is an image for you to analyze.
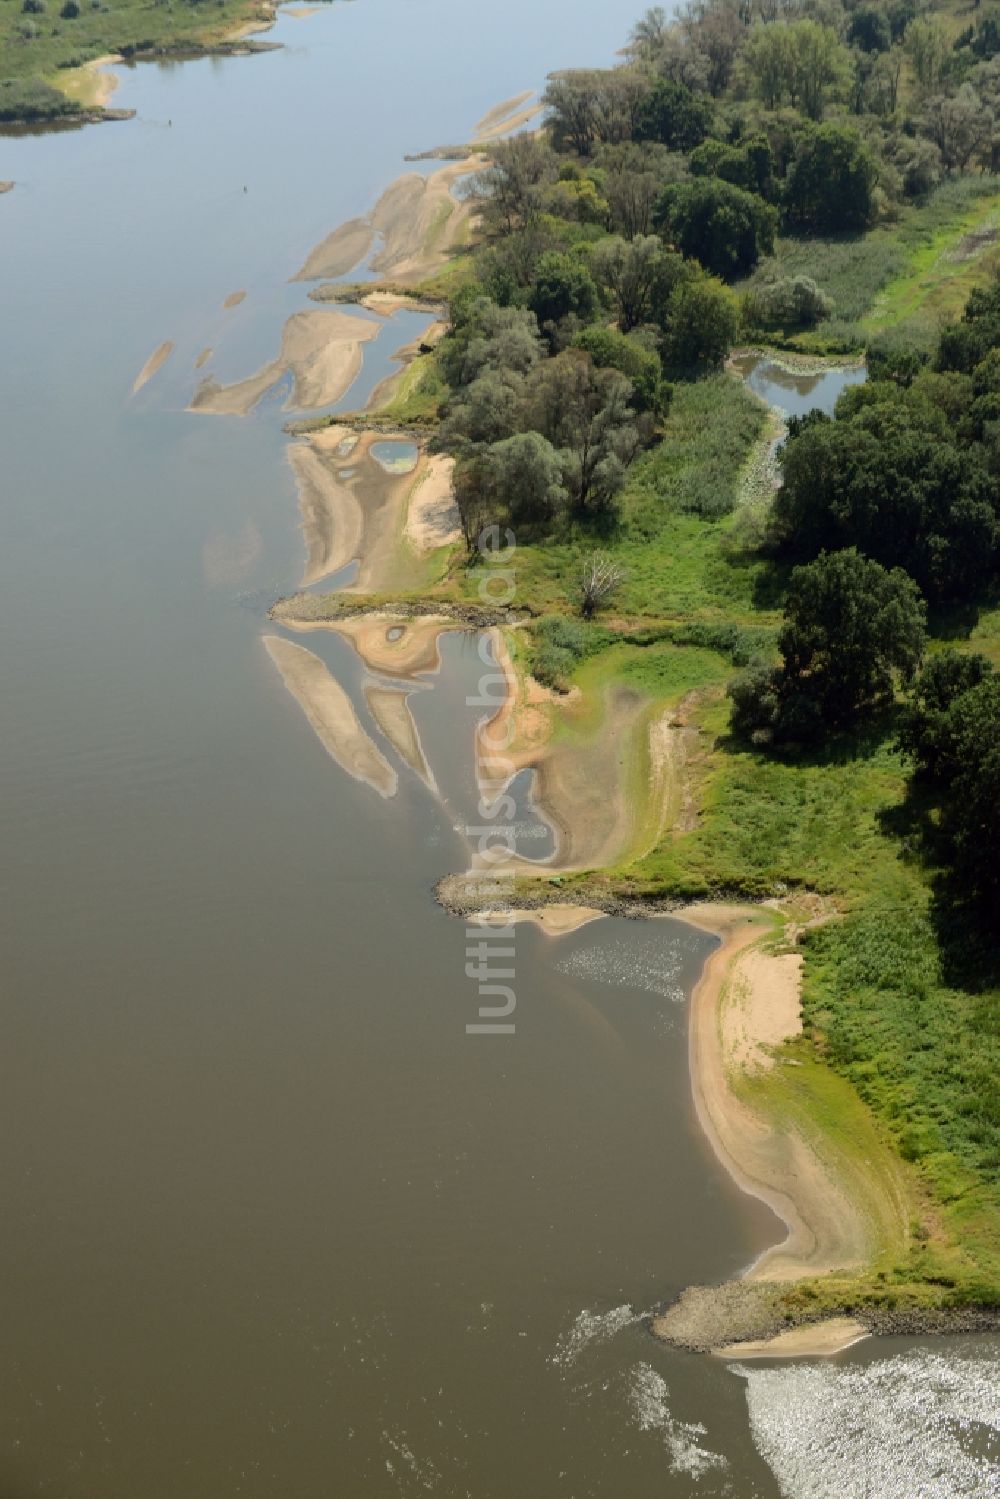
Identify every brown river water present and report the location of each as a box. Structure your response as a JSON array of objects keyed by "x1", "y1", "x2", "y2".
[{"x1": 1, "y1": 4, "x2": 998, "y2": 1495}]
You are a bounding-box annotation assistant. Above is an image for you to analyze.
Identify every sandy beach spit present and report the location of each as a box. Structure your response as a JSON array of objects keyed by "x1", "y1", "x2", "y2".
[
  {"x1": 679, "y1": 902, "x2": 881, "y2": 1285},
  {"x1": 223, "y1": 290, "x2": 247, "y2": 310},
  {"x1": 263, "y1": 635, "x2": 397, "y2": 798},
  {"x1": 132, "y1": 340, "x2": 175, "y2": 395},
  {"x1": 713, "y1": 1317, "x2": 870, "y2": 1360}
]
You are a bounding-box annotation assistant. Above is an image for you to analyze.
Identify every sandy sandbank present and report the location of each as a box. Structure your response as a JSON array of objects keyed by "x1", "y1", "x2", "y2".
[
  {"x1": 132, "y1": 340, "x2": 175, "y2": 394},
  {"x1": 473, "y1": 92, "x2": 542, "y2": 143},
  {"x1": 365, "y1": 684, "x2": 435, "y2": 789},
  {"x1": 223, "y1": 290, "x2": 247, "y2": 309},
  {"x1": 190, "y1": 308, "x2": 379, "y2": 416},
  {"x1": 0, "y1": 182, "x2": 14, "y2": 195},
  {"x1": 714, "y1": 1317, "x2": 869, "y2": 1360},
  {"x1": 195, "y1": 347, "x2": 213, "y2": 369},
  {"x1": 288, "y1": 425, "x2": 364, "y2": 586},
  {"x1": 294, "y1": 219, "x2": 375, "y2": 282},
  {"x1": 294, "y1": 156, "x2": 484, "y2": 286},
  {"x1": 263, "y1": 635, "x2": 397, "y2": 798}
]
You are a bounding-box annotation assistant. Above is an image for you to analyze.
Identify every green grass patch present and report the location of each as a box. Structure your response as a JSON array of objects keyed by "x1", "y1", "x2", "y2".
[
  {"x1": 497, "y1": 376, "x2": 773, "y2": 623},
  {"x1": 376, "y1": 349, "x2": 448, "y2": 425},
  {"x1": 803, "y1": 893, "x2": 1000, "y2": 1195},
  {"x1": 744, "y1": 178, "x2": 1000, "y2": 354}
]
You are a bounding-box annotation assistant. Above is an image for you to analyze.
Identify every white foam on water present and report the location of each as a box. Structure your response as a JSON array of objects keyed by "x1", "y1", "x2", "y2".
[
  {"x1": 629, "y1": 1362, "x2": 728, "y2": 1480},
  {"x1": 556, "y1": 939, "x2": 686, "y2": 1004},
  {"x1": 381, "y1": 1428, "x2": 444, "y2": 1492},
  {"x1": 549, "y1": 1303, "x2": 643, "y2": 1369},
  {"x1": 739, "y1": 1346, "x2": 1000, "y2": 1498}
]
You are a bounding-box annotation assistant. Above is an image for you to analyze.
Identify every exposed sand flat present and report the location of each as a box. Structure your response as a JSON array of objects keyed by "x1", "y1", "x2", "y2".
[
  {"x1": 714, "y1": 1318, "x2": 869, "y2": 1360},
  {"x1": 189, "y1": 309, "x2": 379, "y2": 416},
  {"x1": 288, "y1": 428, "x2": 364, "y2": 586},
  {"x1": 727, "y1": 949, "x2": 803, "y2": 1075},
  {"x1": 0, "y1": 182, "x2": 14, "y2": 195},
  {"x1": 285, "y1": 4, "x2": 321, "y2": 14},
  {"x1": 679, "y1": 904, "x2": 907, "y2": 1283},
  {"x1": 195, "y1": 347, "x2": 213, "y2": 369},
  {"x1": 371, "y1": 158, "x2": 483, "y2": 283},
  {"x1": 263, "y1": 635, "x2": 397, "y2": 798},
  {"x1": 132, "y1": 340, "x2": 175, "y2": 395},
  {"x1": 293, "y1": 219, "x2": 376, "y2": 282},
  {"x1": 364, "y1": 685, "x2": 436, "y2": 788},
  {"x1": 404, "y1": 456, "x2": 461, "y2": 553},
  {"x1": 327, "y1": 615, "x2": 451, "y2": 679},
  {"x1": 294, "y1": 156, "x2": 484, "y2": 286},
  {"x1": 223, "y1": 290, "x2": 247, "y2": 309}
]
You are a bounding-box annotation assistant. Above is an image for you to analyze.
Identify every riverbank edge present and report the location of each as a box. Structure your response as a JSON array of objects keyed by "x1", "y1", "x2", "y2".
[{"x1": 261, "y1": 110, "x2": 999, "y2": 1353}]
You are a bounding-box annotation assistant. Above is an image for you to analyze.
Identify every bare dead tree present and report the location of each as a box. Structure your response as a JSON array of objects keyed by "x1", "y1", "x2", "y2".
[{"x1": 580, "y1": 552, "x2": 626, "y2": 617}]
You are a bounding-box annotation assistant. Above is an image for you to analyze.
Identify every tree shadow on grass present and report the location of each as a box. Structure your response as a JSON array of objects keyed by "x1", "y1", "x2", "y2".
[
  {"x1": 715, "y1": 701, "x2": 900, "y2": 769},
  {"x1": 878, "y1": 764, "x2": 1000, "y2": 994}
]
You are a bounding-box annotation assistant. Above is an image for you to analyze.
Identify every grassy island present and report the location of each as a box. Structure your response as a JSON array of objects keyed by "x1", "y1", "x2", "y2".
[{"x1": 0, "y1": 0, "x2": 283, "y2": 124}]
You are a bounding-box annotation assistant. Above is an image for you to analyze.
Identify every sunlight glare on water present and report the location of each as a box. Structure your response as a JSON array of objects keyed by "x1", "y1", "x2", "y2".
[{"x1": 739, "y1": 1344, "x2": 1000, "y2": 1498}]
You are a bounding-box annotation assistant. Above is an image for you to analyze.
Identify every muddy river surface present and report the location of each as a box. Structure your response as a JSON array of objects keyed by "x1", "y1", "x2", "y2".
[{"x1": 1, "y1": 4, "x2": 997, "y2": 1495}]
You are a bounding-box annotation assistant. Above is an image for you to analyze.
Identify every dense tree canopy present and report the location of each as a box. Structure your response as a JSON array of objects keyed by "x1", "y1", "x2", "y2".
[
  {"x1": 730, "y1": 550, "x2": 926, "y2": 744},
  {"x1": 656, "y1": 177, "x2": 777, "y2": 279},
  {"x1": 771, "y1": 373, "x2": 1000, "y2": 601},
  {"x1": 634, "y1": 78, "x2": 715, "y2": 151},
  {"x1": 782, "y1": 123, "x2": 877, "y2": 231}
]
